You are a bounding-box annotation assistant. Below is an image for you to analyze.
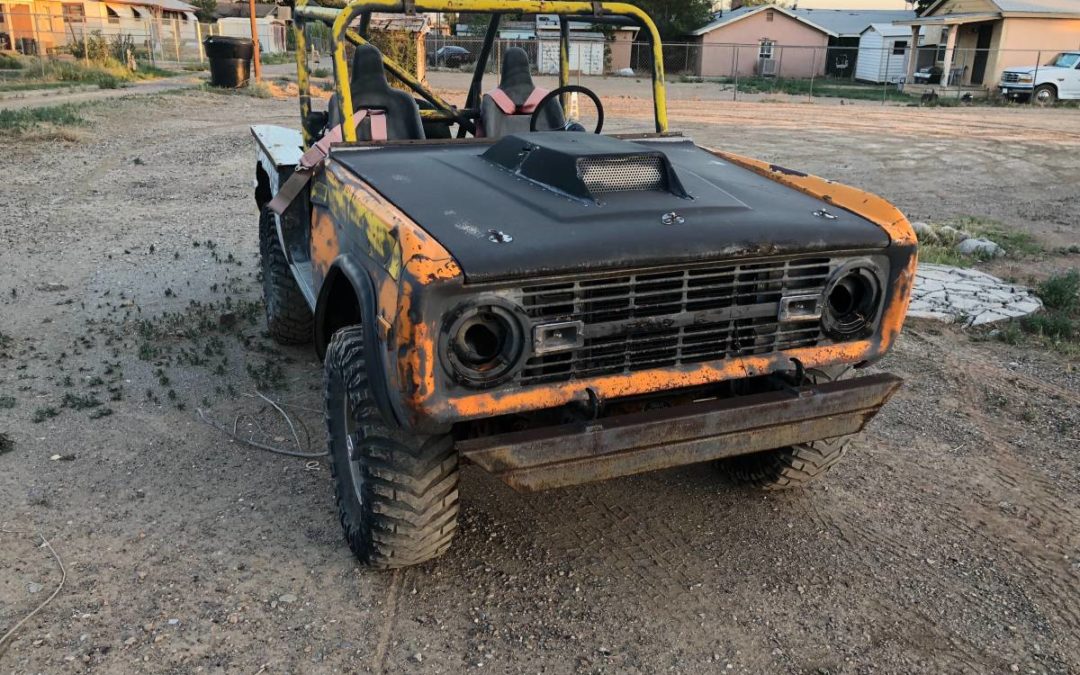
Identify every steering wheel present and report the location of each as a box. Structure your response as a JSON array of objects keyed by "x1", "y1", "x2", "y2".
[{"x1": 529, "y1": 84, "x2": 604, "y2": 134}]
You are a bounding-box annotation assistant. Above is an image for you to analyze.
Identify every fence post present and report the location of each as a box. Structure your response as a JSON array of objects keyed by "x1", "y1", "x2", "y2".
[
  {"x1": 883, "y1": 47, "x2": 890, "y2": 105},
  {"x1": 196, "y1": 22, "x2": 205, "y2": 62},
  {"x1": 172, "y1": 18, "x2": 181, "y2": 63},
  {"x1": 809, "y1": 47, "x2": 816, "y2": 102},
  {"x1": 1031, "y1": 50, "x2": 1041, "y2": 105},
  {"x1": 733, "y1": 46, "x2": 739, "y2": 101}
]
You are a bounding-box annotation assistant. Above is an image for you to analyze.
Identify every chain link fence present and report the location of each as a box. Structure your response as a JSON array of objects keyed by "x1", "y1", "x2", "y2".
[{"x1": 2, "y1": 15, "x2": 1069, "y2": 108}]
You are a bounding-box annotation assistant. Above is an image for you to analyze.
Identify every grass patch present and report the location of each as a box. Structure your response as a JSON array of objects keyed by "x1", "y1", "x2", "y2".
[
  {"x1": 948, "y1": 216, "x2": 1044, "y2": 258},
  {"x1": 32, "y1": 406, "x2": 60, "y2": 423},
  {"x1": 917, "y1": 245, "x2": 977, "y2": 268},
  {"x1": 199, "y1": 81, "x2": 273, "y2": 98},
  {"x1": 311, "y1": 67, "x2": 331, "y2": 78},
  {"x1": 0, "y1": 104, "x2": 86, "y2": 134},
  {"x1": 0, "y1": 58, "x2": 170, "y2": 93},
  {"x1": 0, "y1": 432, "x2": 13, "y2": 456},
  {"x1": 259, "y1": 51, "x2": 297, "y2": 65},
  {"x1": 0, "y1": 395, "x2": 15, "y2": 409},
  {"x1": 733, "y1": 76, "x2": 913, "y2": 102},
  {"x1": 996, "y1": 270, "x2": 1080, "y2": 355}
]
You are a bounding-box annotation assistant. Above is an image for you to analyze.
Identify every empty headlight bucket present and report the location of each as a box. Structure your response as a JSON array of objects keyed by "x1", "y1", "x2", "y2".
[
  {"x1": 821, "y1": 261, "x2": 885, "y2": 340},
  {"x1": 442, "y1": 300, "x2": 526, "y2": 387}
]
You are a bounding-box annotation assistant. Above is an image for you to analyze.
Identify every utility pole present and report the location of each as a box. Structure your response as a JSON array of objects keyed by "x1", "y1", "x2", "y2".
[{"x1": 249, "y1": 0, "x2": 262, "y2": 82}]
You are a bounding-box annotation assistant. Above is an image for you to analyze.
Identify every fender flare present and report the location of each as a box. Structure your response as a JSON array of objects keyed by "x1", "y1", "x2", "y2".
[{"x1": 315, "y1": 256, "x2": 405, "y2": 429}]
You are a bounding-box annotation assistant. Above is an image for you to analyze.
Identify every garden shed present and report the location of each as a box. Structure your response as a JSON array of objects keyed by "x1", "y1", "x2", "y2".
[{"x1": 856, "y1": 23, "x2": 910, "y2": 83}]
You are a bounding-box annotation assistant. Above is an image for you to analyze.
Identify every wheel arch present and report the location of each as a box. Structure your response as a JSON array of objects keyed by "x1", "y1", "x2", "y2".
[
  {"x1": 255, "y1": 162, "x2": 272, "y2": 209},
  {"x1": 315, "y1": 257, "x2": 404, "y2": 428}
]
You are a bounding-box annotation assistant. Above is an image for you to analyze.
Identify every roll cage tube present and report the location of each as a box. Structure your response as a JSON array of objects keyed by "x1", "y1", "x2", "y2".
[{"x1": 291, "y1": 0, "x2": 668, "y2": 145}]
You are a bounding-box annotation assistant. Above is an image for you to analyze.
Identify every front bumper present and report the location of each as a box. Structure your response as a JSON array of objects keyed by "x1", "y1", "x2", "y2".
[
  {"x1": 1000, "y1": 85, "x2": 1033, "y2": 97},
  {"x1": 458, "y1": 372, "x2": 902, "y2": 491}
]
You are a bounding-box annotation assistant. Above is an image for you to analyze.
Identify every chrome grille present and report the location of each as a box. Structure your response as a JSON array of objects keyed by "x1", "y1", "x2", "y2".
[
  {"x1": 577, "y1": 155, "x2": 666, "y2": 194},
  {"x1": 518, "y1": 257, "x2": 836, "y2": 385},
  {"x1": 1002, "y1": 72, "x2": 1021, "y2": 83}
]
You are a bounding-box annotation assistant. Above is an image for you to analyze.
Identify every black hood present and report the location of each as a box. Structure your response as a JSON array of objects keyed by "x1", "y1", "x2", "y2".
[{"x1": 331, "y1": 133, "x2": 891, "y2": 283}]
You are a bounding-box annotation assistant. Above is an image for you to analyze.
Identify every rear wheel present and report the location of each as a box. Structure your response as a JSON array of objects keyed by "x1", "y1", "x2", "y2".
[
  {"x1": 259, "y1": 206, "x2": 313, "y2": 344},
  {"x1": 719, "y1": 366, "x2": 855, "y2": 490},
  {"x1": 324, "y1": 326, "x2": 459, "y2": 568},
  {"x1": 1032, "y1": 84, "x2": 1057, "y2": 106}
]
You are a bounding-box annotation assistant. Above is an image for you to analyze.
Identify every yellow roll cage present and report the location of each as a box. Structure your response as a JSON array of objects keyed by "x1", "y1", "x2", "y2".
[{"x1": 291, "y1": 0, "x2": 668, "y2": 145}]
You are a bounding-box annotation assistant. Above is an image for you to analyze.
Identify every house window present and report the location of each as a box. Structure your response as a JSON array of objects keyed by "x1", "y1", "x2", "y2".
[
  {"x1": 766, "y1": 9, "x2": 774, "y2": 22},
  {"x1": 759, "y1": 39, "x2": 775, "y2": 60},
  {"x1": 892, "y1": 40, "x2": 908, "y2": 56},
  {"x1": 107, "y1": 6, "x2": 120, "y2": 24},
  {"x1": 936, "y1": 43, "x2": 946, "y2": 62},
  {"x1": 62, "y1": 3, "x2": 86, "y2": 23}
]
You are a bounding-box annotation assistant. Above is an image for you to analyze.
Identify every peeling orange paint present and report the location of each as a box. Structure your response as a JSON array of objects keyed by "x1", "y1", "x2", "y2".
[
  {"x1": 706, "y1": 148, "x2": 918, "y2": 248},
  {"x1": 310, "y1": 208, "x2": 340, "y2": 279}
]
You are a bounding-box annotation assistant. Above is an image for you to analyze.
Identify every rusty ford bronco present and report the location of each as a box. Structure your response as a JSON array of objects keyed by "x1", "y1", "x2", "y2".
[{"x1": 251, "y1": 0, "x2": 917, "y2": 568}]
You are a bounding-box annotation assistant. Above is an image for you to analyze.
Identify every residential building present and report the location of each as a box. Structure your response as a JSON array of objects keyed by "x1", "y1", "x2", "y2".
[{"x1": 897, "y1": 0, "x2": 1080, "y2": 93}]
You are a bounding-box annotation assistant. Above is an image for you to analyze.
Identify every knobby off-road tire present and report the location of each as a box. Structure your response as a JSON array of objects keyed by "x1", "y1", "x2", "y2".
[
  {"x1": 259, "y1": 206, "x2": 313, "y2": 345},
  {"x1": 720, "y1": 366, "x2": 856, "y2": 490},
  {"x1": 324, "y1": 326, "x2": 459, "y2": 568}
]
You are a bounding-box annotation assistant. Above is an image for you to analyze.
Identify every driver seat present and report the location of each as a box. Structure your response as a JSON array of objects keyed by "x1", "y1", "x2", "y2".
[
  {"x1": 327, "y1": 44, "x2": 425, "y2": 141},
  {"x1": 480, "y1": 47, "x2": 564, "y2": 138}
]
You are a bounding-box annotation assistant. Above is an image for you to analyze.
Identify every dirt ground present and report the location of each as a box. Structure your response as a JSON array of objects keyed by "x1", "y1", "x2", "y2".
[{"x1": 1, "y1": 78, "x2": 1079, "y2": 674}]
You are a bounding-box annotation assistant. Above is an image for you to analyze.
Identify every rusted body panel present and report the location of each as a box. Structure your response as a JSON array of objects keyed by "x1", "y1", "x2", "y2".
[
  {"x1": 294, "y1": 143, "x2": 917, "y2": 433},
  {"x1": 459, "y1": 373, "x2": 903, "y2": 491}
]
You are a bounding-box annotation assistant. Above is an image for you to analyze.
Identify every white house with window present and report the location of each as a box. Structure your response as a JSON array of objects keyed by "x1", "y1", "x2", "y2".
[{"x1": 855, "y1": 23, "x2": 911, "y2": 83}]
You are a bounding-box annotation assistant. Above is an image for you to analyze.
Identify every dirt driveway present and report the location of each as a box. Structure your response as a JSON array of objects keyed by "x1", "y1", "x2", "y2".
[{"x1": 1, "y1": 83, "x2": 1078, "y2": 674}]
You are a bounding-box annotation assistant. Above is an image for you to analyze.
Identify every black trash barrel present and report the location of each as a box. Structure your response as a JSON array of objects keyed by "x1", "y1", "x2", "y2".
[{"x1": 204, "y1": 36, "x2": 254, "y2": 88}]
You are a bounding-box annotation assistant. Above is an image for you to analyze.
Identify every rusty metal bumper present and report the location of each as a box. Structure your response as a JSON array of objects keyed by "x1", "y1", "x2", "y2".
[{"x1": 458, "y1": 373, "x2": 902, "y2": 491}]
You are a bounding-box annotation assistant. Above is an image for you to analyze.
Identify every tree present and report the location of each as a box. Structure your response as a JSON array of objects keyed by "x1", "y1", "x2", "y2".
[
  {"x1": 633, "y1": 0, "x2": 714, "y2": 39},
  {"x1": 190, "y1": 0, "x2": 217, "y2": 23},
  {"x1": 909, "y1": 0, "x2": 937, "y2": 14}
]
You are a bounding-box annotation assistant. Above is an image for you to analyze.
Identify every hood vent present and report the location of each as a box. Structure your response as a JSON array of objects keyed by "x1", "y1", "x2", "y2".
[
  {"x1": 577, "y1": 155, "x2": 667, "y2": 194},
  {"x1": 482, "y1": 132, "x2": 688, "y2": 203}
]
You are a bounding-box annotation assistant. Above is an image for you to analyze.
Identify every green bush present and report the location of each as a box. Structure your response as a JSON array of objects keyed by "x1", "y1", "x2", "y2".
[
  {"x1": 1037, "y1": 270, "x2": 1079, "y2": 312},
  {"x1": 0, "y1": 53, "x2": 23, "y2": 70}
]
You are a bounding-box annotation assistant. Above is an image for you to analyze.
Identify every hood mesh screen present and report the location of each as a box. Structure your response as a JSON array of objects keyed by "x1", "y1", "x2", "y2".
[{"x1": 577, "y1": 155, "x2": 666, "y2": 194}]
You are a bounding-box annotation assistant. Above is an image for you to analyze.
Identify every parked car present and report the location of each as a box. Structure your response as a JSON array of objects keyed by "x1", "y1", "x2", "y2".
[
  {"x1": 429, "y1": 45, "x2": 475, "y2": 68},
  {"x1": 999, "y1": 51, "x2": 1080, "y2": 105}
]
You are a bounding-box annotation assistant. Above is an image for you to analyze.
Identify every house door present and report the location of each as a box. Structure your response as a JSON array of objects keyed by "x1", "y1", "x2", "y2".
[{"x1": 970, "y1": 23, "x2": 993, "y2": 85}]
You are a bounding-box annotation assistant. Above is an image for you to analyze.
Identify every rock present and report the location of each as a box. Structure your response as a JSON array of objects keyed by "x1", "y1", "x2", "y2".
[
  {"x1": 27, "y1": 582, "x2": 44, "y2": 594},
  {"x1": 616, "y1": 67, "x2": 634, "y2": 77},
  {"x1": 167, "y1": 619, "x2": 180, "y2": 626},
  {"x1": 936, "y1": 225, "x2": 964, "y2": 244},
  {"x1": 26, "y1": 487, "x2": 48, "y2": 506},
  {"x1": 956, "y1": 237, "x2": 1004, "y2": 258},
  {"x1": 411, "y1": 652, "x2": 423, "y2": 663},
  {"x1": 910, "y1": 221, "x2": 938, "y2": 244},
  {"x1": 278, "y1": 593, "x2": 298, "y2": 604}
]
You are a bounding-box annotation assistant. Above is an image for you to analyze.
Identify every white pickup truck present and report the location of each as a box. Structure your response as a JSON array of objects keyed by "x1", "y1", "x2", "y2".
[{"x1": 999, "y1": 52, "x2": 1080, "y2": 105}]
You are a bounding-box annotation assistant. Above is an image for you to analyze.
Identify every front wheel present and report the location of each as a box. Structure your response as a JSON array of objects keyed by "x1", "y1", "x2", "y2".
[
  {"x1": 259, "y1": 206, "x2": 313, "y2": 344},
  {"x1": 324, "y1": 326, "x2": 460, "y2": 568},
  {"x1": 718, "y1": 366, "x2": 856, "y2": 490},
  {"x1": 1032, "y1": 84, "x2": 1057, "y2": 106}
]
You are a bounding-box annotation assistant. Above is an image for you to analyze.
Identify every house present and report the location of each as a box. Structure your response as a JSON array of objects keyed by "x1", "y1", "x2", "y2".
[
  {"x1": 690, "y1": 5, "x2": 836, "y2": 78},
  {"x1": 784, "y1": 8, "x2": 916, "y2": 76},
  {"x1": 856, "y1": 23, "x2": 912, "y2": 82},
  {"x1": 0, "y1": 0, "x2": 197, "y2": 56},
  {"x1": 896, "y1": 0, "x2": 1080, "y2": 94}
]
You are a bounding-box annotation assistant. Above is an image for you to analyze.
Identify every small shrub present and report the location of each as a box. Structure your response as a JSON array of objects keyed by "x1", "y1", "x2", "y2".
[
  {"x1": 32, "y1": 406, "x2": 59, "y2": 423},
  {"x1": 1037, "y1": 270, "x2": 1079, "y2": 312},
  {"x1": 0, "y1": 53, "x2": 23, "y2": 70}
]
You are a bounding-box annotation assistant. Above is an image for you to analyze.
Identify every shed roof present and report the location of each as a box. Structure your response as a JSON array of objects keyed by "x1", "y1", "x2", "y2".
[
  {"x1": 861, "y1": 22, "x2": 912, "y2": 38},
  {"x1": 108, "y1": 0, "x2": 196, "y2": 12}
]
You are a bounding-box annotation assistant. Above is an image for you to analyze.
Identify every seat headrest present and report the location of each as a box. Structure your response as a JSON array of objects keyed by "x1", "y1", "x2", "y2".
[
  {"x1": 499, "y1": 47, "x2": 533, "y2": 90},
  {"x1": 350, "y1": 44, "x2": 392, "y2": 96}
]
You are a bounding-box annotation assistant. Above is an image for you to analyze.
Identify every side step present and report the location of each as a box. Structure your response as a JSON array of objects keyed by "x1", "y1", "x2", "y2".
[{"x1": 457, "y1": 373, "x2": 902, "y2": 492}]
